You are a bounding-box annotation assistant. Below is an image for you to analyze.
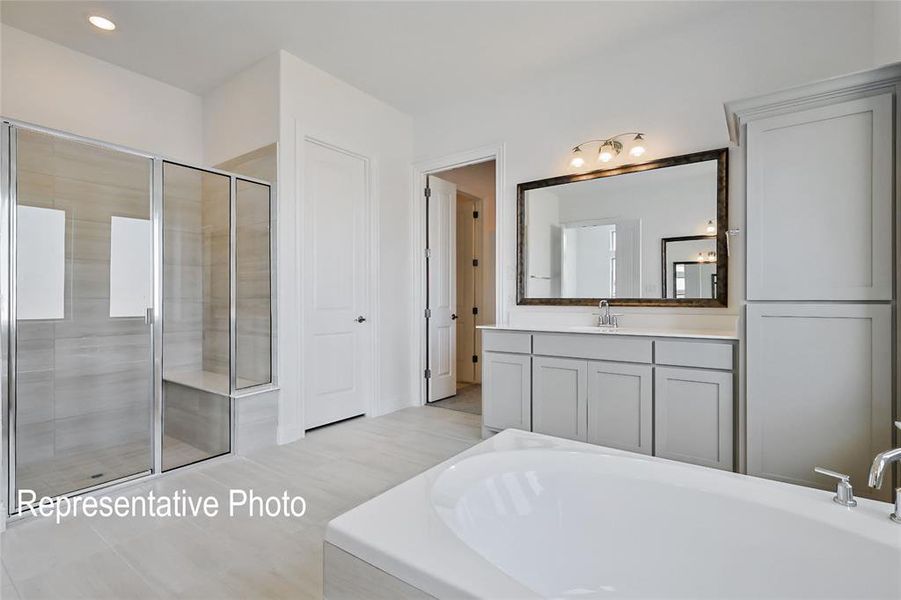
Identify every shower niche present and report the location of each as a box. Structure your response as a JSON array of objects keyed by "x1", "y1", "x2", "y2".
[{"x1": 1, "y1": 121, "x2": 275, "y2": 513}]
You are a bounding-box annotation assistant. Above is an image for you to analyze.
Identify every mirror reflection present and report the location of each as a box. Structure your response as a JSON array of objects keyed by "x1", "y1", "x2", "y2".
[
  {"x1": 519, "y1": 150, "x2": 726, "y2": 305},
  {"x1": 662, "y1": 236, "x2": 717, "y2": 299}
]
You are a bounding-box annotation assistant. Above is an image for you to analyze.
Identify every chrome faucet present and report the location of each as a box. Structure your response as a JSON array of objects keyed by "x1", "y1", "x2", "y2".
[
  {"x1": 814, "y1": 467, "x2": 858, "y2": 507},
  {"x1": 595, "y1": 300, "x2": 619, "y2": 328},
  {"x1": 867, "y1": 421, "x2": 901, "y2": 523}
]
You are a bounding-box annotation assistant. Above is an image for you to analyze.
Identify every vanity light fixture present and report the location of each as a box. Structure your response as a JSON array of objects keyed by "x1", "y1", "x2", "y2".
[
  {"x1": 706, "y1": 220, "x2": 716, "y2": 234},
  {"x1": 568, "y1": 133, "x2": 647, "y2": 169},
  {"x1": 629, "y1": 134, "x2": 647, "y2": 157},
  {"x1": 88, "y1": 15, "x2": 116, "y2": 30},
  {"x1": 569, "y1": 148, "x2": 586, "y2": 168}
]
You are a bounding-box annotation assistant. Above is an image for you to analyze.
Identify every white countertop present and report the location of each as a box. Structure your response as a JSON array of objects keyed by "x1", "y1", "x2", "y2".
[{"x1": 477, "y1": 324, "x2": 738, "y2": 341}]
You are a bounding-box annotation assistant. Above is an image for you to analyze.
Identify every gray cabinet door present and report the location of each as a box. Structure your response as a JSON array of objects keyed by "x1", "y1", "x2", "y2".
[
  {"x1": 746, "y1": 303, "x2": 892, "y2": 500},
  {"x1": 532, "y1": 356, "x2": 587, "y2": 441},
  {"x1": 586, "y1": 361, "x2": 652, "y2": 455},
  {"x1": 482, "y1": 351, "x2": 531, "y2": 432},
  {"x1": 655, "y1": 367, "x2": 733, "y2": 470},
  {"x1": 746, "y1": 93, "x2": 893, "y2": 301}
]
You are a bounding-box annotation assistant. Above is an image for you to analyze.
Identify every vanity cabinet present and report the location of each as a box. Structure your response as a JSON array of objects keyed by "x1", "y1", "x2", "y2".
[
  {"x1": 655, "y1": 367, "x2": 733, "y2": 470},
  {"x1": 532, "y1": 356, "x2": 588, "y2": 442},
  {"x1": 482, "y1": 351, "x2": 531, "y2": 432},
  {"x1": 481, "y1": 328, "x2": 737, "y2": 471},
  {"x1": 586, "y1": 361, "x2": 652, "y2": 455}
]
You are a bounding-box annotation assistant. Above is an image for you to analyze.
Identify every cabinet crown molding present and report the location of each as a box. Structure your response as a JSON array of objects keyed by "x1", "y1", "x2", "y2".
[{"x1": 724, "y1": 62, "x2": 901, "y2": 144}]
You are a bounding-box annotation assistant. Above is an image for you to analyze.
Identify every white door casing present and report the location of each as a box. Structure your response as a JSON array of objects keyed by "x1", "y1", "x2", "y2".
[
  {"x1": 428, "y1": 176, "x2": 457, "y2": 401},
  {"x1": 303, "y1": 140, "x2": 371, "y2": 429}
]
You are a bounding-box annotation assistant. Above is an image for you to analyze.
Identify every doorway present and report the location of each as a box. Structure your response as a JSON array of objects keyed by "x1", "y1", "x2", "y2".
[{"x1": 425, "y1": 160, "x2": 496, "y2": 415}]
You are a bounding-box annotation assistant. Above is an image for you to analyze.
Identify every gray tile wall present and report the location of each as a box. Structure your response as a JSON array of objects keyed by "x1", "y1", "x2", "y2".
[{"x1": 14, "y1": 129, "x2": 153, "y2": 496}]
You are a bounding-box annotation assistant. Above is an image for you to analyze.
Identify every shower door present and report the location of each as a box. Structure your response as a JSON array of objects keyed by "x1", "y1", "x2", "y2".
[{"x1": 9, "y1": 126, "x2": 154, "y2": 507}]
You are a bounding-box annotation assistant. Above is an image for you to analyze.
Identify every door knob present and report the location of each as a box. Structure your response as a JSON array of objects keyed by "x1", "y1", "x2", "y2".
[
  {"x1": 355, "y1": 316, "x2": 366, "y2": 323},
  {"x1": 450, "y1": 314, "x2": 458, "y2": 320}
]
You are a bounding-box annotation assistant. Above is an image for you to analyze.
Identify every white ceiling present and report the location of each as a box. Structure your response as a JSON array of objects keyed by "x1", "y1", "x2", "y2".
[{"x1": 0, "y1": 1, "x2": 762, "y2": 116}]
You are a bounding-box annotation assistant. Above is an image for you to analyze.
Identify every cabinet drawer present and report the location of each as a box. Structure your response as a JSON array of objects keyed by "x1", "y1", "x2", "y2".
[
  {"x1": 482, "y1": 330, "x2": 531, "y2": 354},
  {"x1": 533, "y1": 333, "x2": 652, "y2": 364},
  {"x1": 655, "y1": 340, "x2": 733, "y2": 370}
]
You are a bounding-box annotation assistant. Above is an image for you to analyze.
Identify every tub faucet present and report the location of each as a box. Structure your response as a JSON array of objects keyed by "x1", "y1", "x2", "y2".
[{"x1": 867, "y1": 421, "x2": 901, "y2": 524}]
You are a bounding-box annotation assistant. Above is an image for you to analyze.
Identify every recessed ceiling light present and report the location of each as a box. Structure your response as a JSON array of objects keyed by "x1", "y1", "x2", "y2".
[{"x1": 88, "y1": 15, "x2": 116, "y2": 31}]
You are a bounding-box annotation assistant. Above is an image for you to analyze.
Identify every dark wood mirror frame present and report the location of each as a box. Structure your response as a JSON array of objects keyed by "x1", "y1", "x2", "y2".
[{"x1": 516, "y1": 147, "x2": 728, "y2": 307}]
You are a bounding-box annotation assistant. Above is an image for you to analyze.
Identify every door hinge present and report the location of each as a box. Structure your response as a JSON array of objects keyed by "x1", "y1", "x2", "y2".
[
  {"x1": 472, "y1": 306, "x2": 479, "y2": 315},
  {"x1": 424, "y1": 368, "x2": 431, "y2": 379},
  {"x1": 424, "y1": 248, "x2": 431, "y2": 258},
  {"x1": 424, "y1": 308, "x2": 432, "y2": 319},
  {"x1": 424, "y1": 187, "x2": 431, "y2": 198},
  {"x1": 472, "y1": 258, "x2": 479, "y2": 267},
  {"x1": 473, "y1": 210, "x2": 479, "y2": 219},
  {"x1": 472, "y1": 355, "x2": 479, "y2": 364}
]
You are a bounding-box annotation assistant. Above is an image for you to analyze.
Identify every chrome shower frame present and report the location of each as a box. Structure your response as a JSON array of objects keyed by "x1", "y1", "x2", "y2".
[{"x1": 0, "y1": 118, "x2": 277, "y2": 518}]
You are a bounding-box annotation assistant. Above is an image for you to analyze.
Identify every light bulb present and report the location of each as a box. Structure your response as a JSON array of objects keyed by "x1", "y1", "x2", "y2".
[
  {"x1": 697, "y1": 253, "x2": 704, "y2": 262},
  {"x1": 570, "y1": 148, "x2": 585, "y2": 168},
  {"x1": 708, "y1": 252, "x2": 716, "y2": 262},
  {"x1": 706, "y1": 220, "x2": 715, "y2": 234},
  {"x1": 598, "y1": 142, "x2": 616, "y2": 163},
  {"x1": 88, "y1": 15, "x2": 116, "y2": 30},
  {"x1": 629, "y1": 134, "x2": 646, "y2": 158}
]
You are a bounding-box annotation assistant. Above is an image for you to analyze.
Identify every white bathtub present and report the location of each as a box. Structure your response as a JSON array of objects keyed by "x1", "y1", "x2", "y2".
[{"x1": 325, "y1": 430, "x2": 901, "y2": 599}]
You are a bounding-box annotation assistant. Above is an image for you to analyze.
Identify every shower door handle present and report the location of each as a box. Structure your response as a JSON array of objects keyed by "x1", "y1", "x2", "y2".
[{"x1": 144, "y1": 307, "x2": 153, "y2": 326}]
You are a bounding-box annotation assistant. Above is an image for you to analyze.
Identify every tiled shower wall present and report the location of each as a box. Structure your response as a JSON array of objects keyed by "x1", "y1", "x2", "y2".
[
  {"x1": 218, "y1": 145, "x2": 275, "y2": 388},
  {"x1": 200, "y1": 174, "x2": 230, "y2": 377},
  {"x1": 14, "y1": 129, "x2": 153, "y2": 494}
]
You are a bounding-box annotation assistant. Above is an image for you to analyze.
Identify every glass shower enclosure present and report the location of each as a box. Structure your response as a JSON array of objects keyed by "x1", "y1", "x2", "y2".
[{"x1": 0, "y1": 120, "x2": 275, "y2": 515}]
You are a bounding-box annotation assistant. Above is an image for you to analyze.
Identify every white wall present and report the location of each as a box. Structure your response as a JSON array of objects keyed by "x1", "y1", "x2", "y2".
[
  {"x1": 277, "y1": 50, "x2": 414, "y2": 442},
  {"x1": 412, "y1": 2, "x2": 879, "y2": 332},
  {"x1": 202, "y1": 54, "x2": 280, "y2": 166},
  {"x1": 0, "y1": 25, "x2": 203, "y2": 163},
  {"x1": 873, "y1": 1, "x2": 901, "y2": 66}
]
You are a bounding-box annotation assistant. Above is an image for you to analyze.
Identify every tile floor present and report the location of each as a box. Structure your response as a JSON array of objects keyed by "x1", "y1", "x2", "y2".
[
  {"x1": 1, "y1": 406, "x2": 481, "y2": 599},
  {"x1": 428, "y1": 383, "x2": 481, "y2": 415}
]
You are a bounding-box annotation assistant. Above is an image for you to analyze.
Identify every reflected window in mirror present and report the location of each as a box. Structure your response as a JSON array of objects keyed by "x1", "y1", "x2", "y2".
[{"x1": 517, "y1": 148, "x2": 727, "y2": 307}]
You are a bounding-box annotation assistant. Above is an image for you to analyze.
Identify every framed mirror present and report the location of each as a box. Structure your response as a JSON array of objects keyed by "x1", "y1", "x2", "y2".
[{"x1": 517, "y1": 148, "x2": 727, "y2": 306}]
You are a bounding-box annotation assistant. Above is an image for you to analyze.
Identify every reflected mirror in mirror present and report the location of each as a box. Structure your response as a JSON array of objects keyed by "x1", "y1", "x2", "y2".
[
  {"x1": 662, "y1": 236, "x2": 717, "y2": 299},
  {"x1": 517, "y1": 148, "x2": 726, "y2": 306}
]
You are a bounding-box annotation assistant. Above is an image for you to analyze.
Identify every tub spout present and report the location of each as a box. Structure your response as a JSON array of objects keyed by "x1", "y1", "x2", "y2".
[{"x1": 868, "y1": 421, "x2": 901, "y2": 489}]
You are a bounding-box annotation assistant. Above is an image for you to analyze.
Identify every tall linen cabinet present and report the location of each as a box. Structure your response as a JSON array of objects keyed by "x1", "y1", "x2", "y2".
[{"x1": 727, "y1": 65, "x2": 899, "y2": 501}]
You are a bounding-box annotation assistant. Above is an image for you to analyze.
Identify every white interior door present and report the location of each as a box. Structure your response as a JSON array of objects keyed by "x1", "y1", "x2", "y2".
[
  {"x1": 303, "y1": 140, "x2": 370, "y2": 429},
  {"x1": 428, "y1": 176, "x2": 457, "y2": 401}
]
